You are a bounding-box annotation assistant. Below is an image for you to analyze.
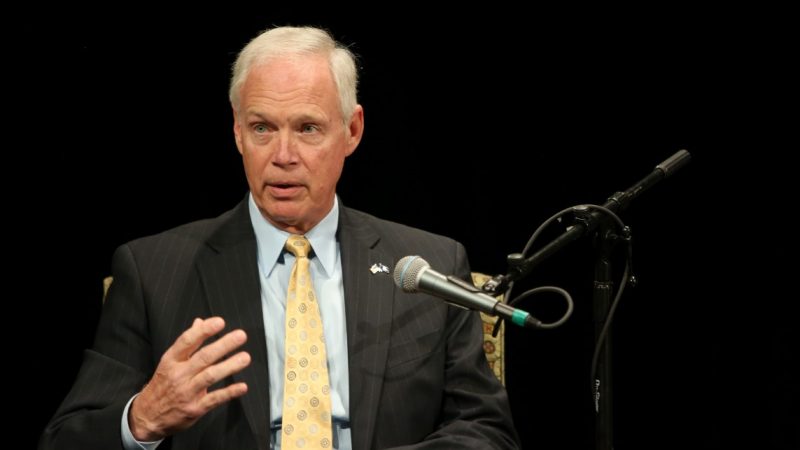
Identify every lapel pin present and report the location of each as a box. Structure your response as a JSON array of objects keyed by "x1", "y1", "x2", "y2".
[{"x1": 369, "y1": 263, "x2": 390, "y2": 274}]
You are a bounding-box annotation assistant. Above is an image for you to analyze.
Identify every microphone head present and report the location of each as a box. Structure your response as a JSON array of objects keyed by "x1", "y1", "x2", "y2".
[{"x1": 393, "y1": 256, "x2": 430, "y2": 292}]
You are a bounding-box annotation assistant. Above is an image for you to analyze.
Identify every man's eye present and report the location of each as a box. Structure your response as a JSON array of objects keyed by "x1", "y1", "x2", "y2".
[
  {"x1": 254, "y1": 124, "x2": 268, "y2": 133},
  {"x1": 301, "y1": 124, "x2": 318, "y2": 133}
]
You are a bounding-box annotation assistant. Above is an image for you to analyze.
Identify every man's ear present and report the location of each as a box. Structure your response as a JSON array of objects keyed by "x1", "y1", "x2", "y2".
[
  {"x1": 345, "y1": 104, "x2": 364, "y2": 156},
  {"x1": 232, "y1": 106, "x2": 244, "y2": 154}
]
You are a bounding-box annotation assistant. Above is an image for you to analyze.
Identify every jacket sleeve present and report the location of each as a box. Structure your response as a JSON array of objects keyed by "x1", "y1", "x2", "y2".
[
  {"x1": 385, "y1": 241, "x2": 521, "y2": 450},
  {"x1": 39, "y1": 244, "x2": 155, "y2": 450}
]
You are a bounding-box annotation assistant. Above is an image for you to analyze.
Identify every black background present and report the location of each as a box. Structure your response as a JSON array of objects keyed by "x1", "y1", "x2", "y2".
[{"x1": 12, "y1": 7, "x2": 796, "y2": 449}]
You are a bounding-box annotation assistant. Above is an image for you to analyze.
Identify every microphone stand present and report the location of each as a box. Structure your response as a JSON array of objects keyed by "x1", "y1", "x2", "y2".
[
  {"x1": 592, "y1": 218, "x2": 618, "y2": 450},
  {"x1": 482, "y1": 150, "x2": 691, "y2": 450}
]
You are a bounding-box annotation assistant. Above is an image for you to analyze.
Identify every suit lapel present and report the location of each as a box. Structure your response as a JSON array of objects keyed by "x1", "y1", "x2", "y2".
[
  {"x1": 339, "y1": 206, "x2": 395, "y2": 450},
  {"x1": 196, "y1": 200, "x2": 270, "y2": 450}
]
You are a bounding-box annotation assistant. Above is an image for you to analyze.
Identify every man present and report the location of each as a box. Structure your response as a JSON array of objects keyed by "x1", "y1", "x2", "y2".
[{"x1": 40, "y1": 26, "x2": 519, "y2": 449}]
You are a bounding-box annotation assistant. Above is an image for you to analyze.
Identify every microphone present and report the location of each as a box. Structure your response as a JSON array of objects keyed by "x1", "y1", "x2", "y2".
[{"x1": 393, "y1": 256, "x2": 542, "y2": 329}]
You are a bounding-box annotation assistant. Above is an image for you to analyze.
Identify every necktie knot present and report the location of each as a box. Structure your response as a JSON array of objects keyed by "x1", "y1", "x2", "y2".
[{"x1": 285, "y1": 235, "x2": 311, "y2": 259}]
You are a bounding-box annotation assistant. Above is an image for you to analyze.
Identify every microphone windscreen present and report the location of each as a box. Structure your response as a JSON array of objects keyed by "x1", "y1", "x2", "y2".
[{"x1": 393, "y1": 256, "x2": 429, "y2": 292}]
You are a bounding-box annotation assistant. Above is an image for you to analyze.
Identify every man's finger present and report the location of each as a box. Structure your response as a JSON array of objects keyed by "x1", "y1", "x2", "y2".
[
  {"x1": 164, "y1": 317, "x2": 226, "y2": 361},
  {"x1": 188, "y1": 329, "x2": 248, "y2": 372},
  {"x1": 198, "y1": 382, "x2": 249, "y2": 413},
  {"x1": 190, "y1": 351, "x2": 252, "y2": 392}
]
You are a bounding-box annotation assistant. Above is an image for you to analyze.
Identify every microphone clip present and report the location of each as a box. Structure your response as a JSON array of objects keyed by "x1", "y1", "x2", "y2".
[{"x1": 447, "y1": 275, "x2": 484, "y2": 293}]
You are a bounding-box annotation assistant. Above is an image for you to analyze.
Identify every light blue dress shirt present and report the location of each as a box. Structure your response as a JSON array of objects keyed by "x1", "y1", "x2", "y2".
[
  {"x1": 121, "y1": 194, "x2": 351, "y2": 449},
  {"x1": 248, "y1": 194, "x2": 351, "y2": 449}
]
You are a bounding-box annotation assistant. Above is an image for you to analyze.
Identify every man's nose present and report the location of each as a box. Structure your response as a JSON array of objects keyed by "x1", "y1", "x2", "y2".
[{"x1": 273, "y1": 131, "x2": 298, "y2": 165}]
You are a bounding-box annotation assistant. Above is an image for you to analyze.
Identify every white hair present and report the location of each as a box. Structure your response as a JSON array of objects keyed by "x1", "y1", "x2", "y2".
[{"x1": 229, "y1": 26, "x2": 358, "y2": 123}]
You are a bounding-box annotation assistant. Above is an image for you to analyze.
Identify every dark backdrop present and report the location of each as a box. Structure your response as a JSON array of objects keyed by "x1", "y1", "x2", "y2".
[{"x1": 13, "y1": 8, "x2": 796, "y2": 450}]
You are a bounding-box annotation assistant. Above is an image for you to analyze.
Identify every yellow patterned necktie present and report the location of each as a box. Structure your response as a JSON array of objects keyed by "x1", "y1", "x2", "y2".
[{"x1": 282, "y1": 235, "x2": 333, "y2": 449}]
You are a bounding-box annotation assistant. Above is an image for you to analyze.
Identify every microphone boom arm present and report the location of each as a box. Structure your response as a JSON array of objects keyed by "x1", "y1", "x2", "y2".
[{"x1": 482, "y1": 149, "x2": 691, "y2": 295}]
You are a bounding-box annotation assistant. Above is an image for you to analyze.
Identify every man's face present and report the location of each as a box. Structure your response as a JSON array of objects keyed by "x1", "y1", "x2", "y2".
[{"x1": 233, "y1": 55, "x2": 363, "y2": 234}]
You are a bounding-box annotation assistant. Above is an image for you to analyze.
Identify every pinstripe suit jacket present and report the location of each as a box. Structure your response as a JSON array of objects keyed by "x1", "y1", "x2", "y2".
[{"x1": 40, "y1": 198, "x2": 519, "y2": 450}]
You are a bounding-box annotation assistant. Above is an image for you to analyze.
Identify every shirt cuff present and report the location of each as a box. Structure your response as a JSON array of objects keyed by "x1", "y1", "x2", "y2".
[{"x1": 121, "y1": 394, "x2": 164, "y2": 450}]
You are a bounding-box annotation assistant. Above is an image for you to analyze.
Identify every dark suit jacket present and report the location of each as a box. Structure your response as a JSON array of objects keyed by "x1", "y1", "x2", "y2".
[{"x1": 40, "y1": 198, "x2": 519, "y2": 449}]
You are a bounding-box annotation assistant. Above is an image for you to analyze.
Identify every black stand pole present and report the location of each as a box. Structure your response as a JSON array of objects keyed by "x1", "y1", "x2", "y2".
[{"x1": 593, "y1": 222, "x2": 617, "y2": 450}]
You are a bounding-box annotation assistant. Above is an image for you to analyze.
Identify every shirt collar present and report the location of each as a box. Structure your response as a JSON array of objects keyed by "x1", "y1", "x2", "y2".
[{"x1": 248, "y1": 193, "x2": 339, "y2": 277}]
